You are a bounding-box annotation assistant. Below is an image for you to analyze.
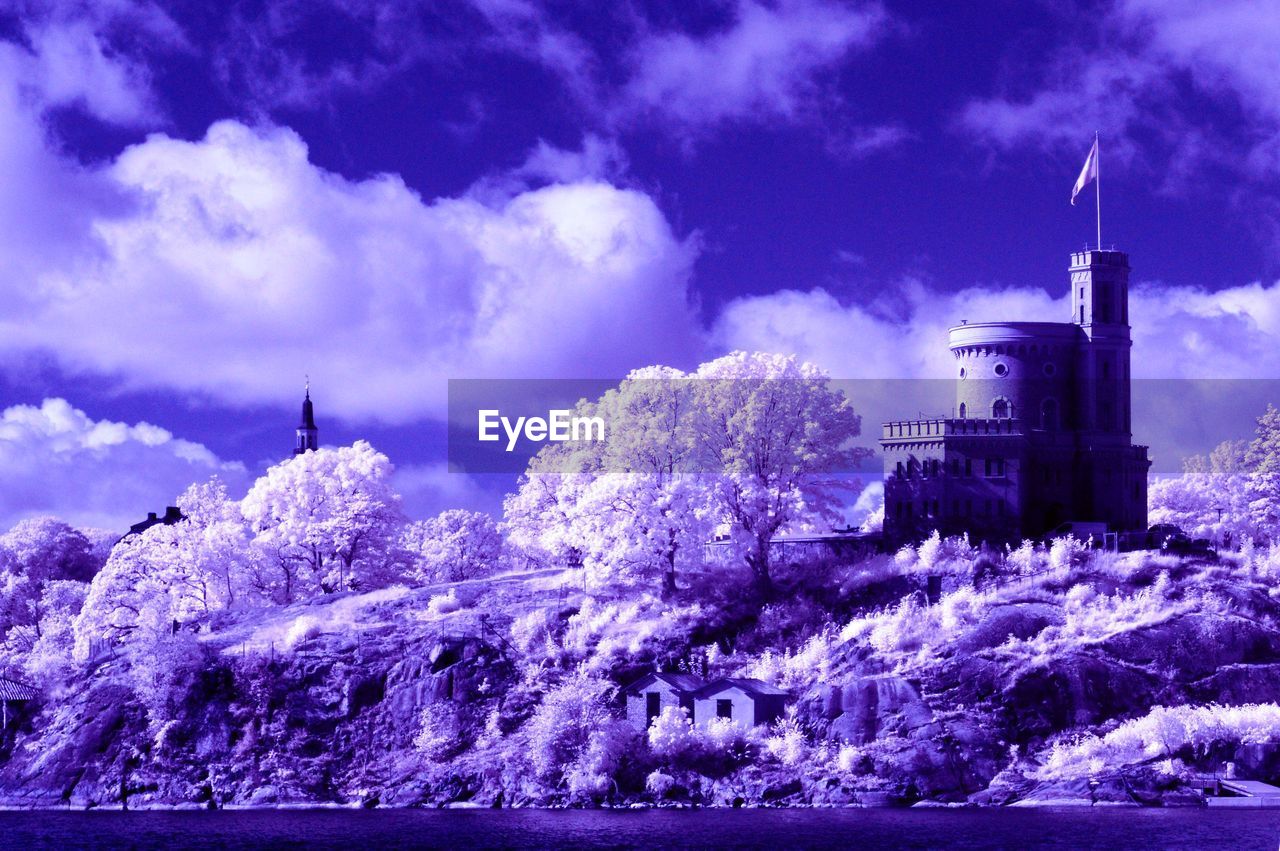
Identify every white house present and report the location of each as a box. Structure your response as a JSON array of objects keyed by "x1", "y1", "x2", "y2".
[{"x1": 692, "y1": 678, "x2": 789, "y2": 728}]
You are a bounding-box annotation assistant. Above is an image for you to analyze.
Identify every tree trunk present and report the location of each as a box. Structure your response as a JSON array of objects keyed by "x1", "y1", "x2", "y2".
[
  {"x1": 746, "y1": 547, "x2": 773, "y2": 598},
  {"x1": 661, "y1": 546, "x2": 678, "y2": 598}
]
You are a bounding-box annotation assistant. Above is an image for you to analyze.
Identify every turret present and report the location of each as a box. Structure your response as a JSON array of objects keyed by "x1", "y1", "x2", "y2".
[{"x1": 294, "y1": 381, "x2": 319, "y2": 455}]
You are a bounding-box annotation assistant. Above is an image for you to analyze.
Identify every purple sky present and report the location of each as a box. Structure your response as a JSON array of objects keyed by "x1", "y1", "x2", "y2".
[{"x1": 1, "y1": 0, "x2": 1279, "y2": 529}]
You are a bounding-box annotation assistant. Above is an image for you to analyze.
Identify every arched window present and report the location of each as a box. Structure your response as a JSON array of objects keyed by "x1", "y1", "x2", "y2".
[
  {"x1": 992, "y1": 398, "x2": 1010, "y2": 418},
  {"x1": 959, "y1": 402, "x2": 967, "y2": 418},
  {"x1": 1041, "y1": 398, "x2": 1059, "y2": 430}
]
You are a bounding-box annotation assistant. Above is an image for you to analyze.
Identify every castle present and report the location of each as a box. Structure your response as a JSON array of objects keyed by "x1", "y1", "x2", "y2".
[{"x1": 880, "y1": 249, "x2": 1150, "y2": 546}]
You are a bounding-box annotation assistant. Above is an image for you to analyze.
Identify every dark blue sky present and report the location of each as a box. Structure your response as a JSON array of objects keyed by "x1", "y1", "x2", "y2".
[{"x1": 1, "y1": 0, "x2": 1278, "y2": 528}]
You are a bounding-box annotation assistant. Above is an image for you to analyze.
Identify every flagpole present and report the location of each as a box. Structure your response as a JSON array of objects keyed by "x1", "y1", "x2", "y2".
[{"x1": 1095, "y1": 131, "x2": 1101, "y2": 250}]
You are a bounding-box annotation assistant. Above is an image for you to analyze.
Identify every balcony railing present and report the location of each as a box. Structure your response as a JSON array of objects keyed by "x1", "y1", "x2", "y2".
[{"x1": 881, "y1": 418, "x2": 1024, "y2": 440}]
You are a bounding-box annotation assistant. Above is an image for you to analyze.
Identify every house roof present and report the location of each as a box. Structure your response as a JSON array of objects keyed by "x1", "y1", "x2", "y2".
[
  {"x1": 0, "y1": 677, "x2": 36, "y2": 701},
  {"x1": 621, "y1": 672, "x2": 706, "y2": 695},
  {"x1": 693, "y1": 677, "x2": 789, "y2": 699}
]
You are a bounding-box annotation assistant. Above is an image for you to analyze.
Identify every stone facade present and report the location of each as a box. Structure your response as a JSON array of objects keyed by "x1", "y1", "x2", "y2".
[
  {"x1": 881, "y1": 250, "x2": 1151, "y2": 547},
  {"x1": 621, "y1": 673, "x2": 703, "y2": 731}
]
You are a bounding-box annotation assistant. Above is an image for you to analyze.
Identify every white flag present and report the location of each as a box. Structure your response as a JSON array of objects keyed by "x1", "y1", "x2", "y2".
[{"x1": 1071, "y1": 138, "x2": 1098, "y2": 205}]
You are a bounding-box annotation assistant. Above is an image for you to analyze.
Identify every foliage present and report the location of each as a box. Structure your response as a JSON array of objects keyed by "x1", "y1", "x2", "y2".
[
  {"x1": 242, "y1": 441, "x2": 404, "y2": 600},
  {"x1": 1248, "y1": 406, "x2": 1280, "y2": 540},
  {"x1": 505, "y1": 352, "x2": 868, "y2": 597},
  {"x1": 1150, "y1": 439, "x2": 1254, "y2": 544},
  {"x1": 1036, "y1": 703, "x2": 1280, "y2": 781},
  {"x1": 401, "y1": 510, "x2": 509, "y2": 584},
  {"x1": 524, "y1": 667, "x2": 617, "y2": 781}
]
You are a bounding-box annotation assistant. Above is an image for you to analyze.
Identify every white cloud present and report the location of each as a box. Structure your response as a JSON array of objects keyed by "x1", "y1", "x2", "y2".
[
  {"x1": 960, "y1": 0, "x2": 1280, "y2": 182},
  {"x1": 22, "y1": 21, "x2": 157, "y2": 125},
  {"x1": 618, "y1": 0, "x2": 887, "y2": 137},
  {"x1": 0, "y1": 398, "x2": 246, "y2": 531},
  {"x1": 713, "y1": 274, "x2": 1280, "y2": 382},
  {"x1": 0, "y1": 118, "x2": 703, "y2": 423},
  {"x1": 711, "y1": 281, "x2": 1063, "y2": 379}
]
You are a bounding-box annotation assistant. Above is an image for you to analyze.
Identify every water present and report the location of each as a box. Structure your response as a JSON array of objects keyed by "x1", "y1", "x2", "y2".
[{"x1": 2, "y1": 807, "x2": 1279, "y2": 850}]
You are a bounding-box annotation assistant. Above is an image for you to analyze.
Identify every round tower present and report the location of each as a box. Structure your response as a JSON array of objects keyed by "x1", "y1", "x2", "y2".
[{"x1": 948, "y1": 322, "x2": 1078, "y2": 429}]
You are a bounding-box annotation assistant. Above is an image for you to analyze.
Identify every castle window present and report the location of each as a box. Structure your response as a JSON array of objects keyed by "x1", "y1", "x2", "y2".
[
  {"x1": 959, "y1": 367, "x2": 966, "y2": 379},
  {"x1": 964, "y1": 458, "x2": 972, "y2": 477},
  {"x1": 959, "y1": 402, "x2": 967, "y2": 418},
  {"x1": 1041, "y1": 398, "x2": 1059, "y2": 430},
  {"x1": 984, "y1": 458, "x2": 1005, "y2": 477},
  {"x1": 896, "y1": 461, "x2": 905, "y2": 479},
  {"x1": 992, "y1": 398, "x2": 1010, "y2": 418},
  {"x1": 1042, "y1": 362, "x2": 1057, "y2": 377},
  {"x1": 993, "y1": 362, "x2": 1009, "y2": 377}
]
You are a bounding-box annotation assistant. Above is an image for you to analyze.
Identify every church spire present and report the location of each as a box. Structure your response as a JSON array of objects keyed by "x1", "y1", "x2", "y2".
[{"x1": 294, "y1": 379, "x2": 318, "y2": 456}]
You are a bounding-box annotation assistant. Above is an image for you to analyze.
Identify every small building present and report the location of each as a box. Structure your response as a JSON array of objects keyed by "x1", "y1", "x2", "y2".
[
  {"x1": 692, "y1": 678, "x2": 789, "y2": 728},
  {"x1": 123, "y1": 505, "x2": 184, "y2": 539},
  {"x1": 622, "y1": 672, "x2": 704, "y2": 731},
  {"x1": 0, "y1": 676, "x2": 36, "y2": 730},
  {"x1": 703, "y1": 528, "x2": 880, "y2": 568}
]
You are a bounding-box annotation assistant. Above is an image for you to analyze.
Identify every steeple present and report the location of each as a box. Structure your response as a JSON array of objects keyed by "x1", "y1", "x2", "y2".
[{"x1": 294, "y1": 378, "x2": 319, "y2": 456}]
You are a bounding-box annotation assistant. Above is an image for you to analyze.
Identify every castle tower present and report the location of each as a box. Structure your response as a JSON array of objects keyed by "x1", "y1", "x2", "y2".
[
  {"x1": 294, "y1": 381, "x2": 318, "y2": 456},
  {"x1": 880, "y1": 249, "x2": 1149, "y2": 547},
  {"x1": 1070, "y1": 249, "x2": 1132, "y2": 438}
]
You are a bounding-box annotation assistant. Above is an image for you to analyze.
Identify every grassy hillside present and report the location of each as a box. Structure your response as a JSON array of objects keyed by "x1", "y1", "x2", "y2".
[{"x1": 5, "y1": 540, "x2": 1280, "y2": 809}]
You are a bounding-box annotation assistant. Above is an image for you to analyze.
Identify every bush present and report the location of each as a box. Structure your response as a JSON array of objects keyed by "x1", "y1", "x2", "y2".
[{"x1": 1036, "y1": 703, "x2": 1280, "y2": 781}]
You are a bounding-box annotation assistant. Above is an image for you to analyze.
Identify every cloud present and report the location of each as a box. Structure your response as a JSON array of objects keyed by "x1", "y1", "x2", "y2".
[
  {"x1": 960, "y1": 1, "x2": 1280, "y2": 185},
  {"x1": 5, "y1": 0, "x2": 185, "y2": 126},
  {"x1": 713, "y1": 273, "x2": 1280, "y2": 382},
  {"x1": 712, "y1": 272, "x2": 1280, "y2": 472},
  {"x1": 393, "y1": 464, "x2": 506, "y2": 521},
  {"x1": 0, "y1": 398, "x2": 246, "y2": 531},
  {"x1": 467, "y1": 134, "x2": 629, "y2": 204},
  {"x1": 616, "y1": 0, "x2": 888, "y2": 138},
  {"x1": 181, "y1": 0, "x2": 895, "y2": 149},
  {"x1": 711, "y1": 282, "x2": 1062, "y2": 379},
  {"x1": 0, "y1": 116, "x2": 702, "y2": 423}
]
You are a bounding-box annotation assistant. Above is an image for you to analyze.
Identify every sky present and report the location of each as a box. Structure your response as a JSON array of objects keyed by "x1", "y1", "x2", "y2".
[{"x1": 2, "y1": 0, "x2": 1280, "y2": 530}]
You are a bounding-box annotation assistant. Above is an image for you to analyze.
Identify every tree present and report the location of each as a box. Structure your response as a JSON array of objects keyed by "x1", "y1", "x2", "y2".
[
  {"x1": 0, "y1": 517, "x2": 99, "y2": 584},
  {"x1": 578, "y1": 368, "x2": 716, "y2": 596},
  {"x1": 504, "y1": 354, "x2": 868, "y2": 597},
  {"x1": 688, "y1": 352, "x2": 868, "y2": 595},
  {"x1": 1150, "y1": 439, "x2": 1254, "y2": 545},
  {"x1": 23, "y1": 580, "x2": 89, "y2": 684},
  {"x1": 503, "y1": 427, "x2": 597, "y2": 571},
  {"x1": 73, "y1": 528, "x2": 169, "y2": 658},
  {"x1": 0, "y1": 518, "x2": 102, "y2": 667},
  {"x1": 402, "y1": 509, "x2": 508, "y2": 583},
  {"x1": 172, "y1": 478, "x2": 258, "y2": 611},
  {"x1": 241, "y1": 441, "x2": 405, "y2": 600},
  {"x1": 73, "y1": 481, "x2": 262, "y2": 659},
  {"x1": 1248, "y1": 406, "x2": 1280, "y2": 540}
]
